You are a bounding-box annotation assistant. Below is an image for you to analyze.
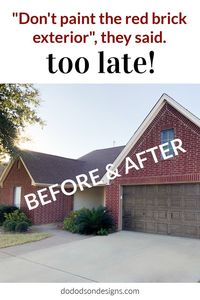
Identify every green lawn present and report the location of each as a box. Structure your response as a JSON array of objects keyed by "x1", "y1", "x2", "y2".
[{"x1": 0, "y1": 232, "x2": 51, "y2": 248}]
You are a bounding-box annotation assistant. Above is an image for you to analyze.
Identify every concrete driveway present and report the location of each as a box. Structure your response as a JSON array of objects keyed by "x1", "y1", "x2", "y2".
[{"x1": 0, "y1": 230, "x2": 200, "y2": 282}]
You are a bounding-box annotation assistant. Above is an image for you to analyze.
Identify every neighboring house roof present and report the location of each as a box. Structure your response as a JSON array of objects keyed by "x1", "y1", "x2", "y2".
[{"x1": 0, "y1": 93, "x2": 199, "y2": 187}]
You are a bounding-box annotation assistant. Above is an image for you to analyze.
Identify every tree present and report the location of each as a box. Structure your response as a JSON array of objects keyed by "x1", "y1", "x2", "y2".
[{"x1": 0, "y1": 84, "x2": 44, "y2": 159}]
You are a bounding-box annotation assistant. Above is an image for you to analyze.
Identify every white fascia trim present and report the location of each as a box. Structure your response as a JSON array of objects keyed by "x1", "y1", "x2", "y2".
[
  {"x1": 33, "y1": 182, "x2": 73, "y2": 188},
  {"x1": 32, "y1": 182, "x2": 105, "y2": 189},
  {"x1": 0, "y1": 159, "x2": 15, "y2": 187},
  {"x1": 20, "y1": 158, "x2": 36, "y2": 186}
]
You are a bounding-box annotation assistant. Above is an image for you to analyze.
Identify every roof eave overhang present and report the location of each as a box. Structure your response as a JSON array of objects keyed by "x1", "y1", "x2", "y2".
[{"x1": 33, "y1": 182, "x2": 106, "y2": 189}]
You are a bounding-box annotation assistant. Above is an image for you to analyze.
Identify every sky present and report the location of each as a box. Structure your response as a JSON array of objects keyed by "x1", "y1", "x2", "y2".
[{"x1": 20, "y1": 84, "x2": 200, "y2": 159}]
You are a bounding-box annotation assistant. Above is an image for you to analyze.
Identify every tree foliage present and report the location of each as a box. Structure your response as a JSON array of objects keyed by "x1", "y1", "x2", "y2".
[{"x1": 0, "y1": 84, "x2": 44, "y2": 158}]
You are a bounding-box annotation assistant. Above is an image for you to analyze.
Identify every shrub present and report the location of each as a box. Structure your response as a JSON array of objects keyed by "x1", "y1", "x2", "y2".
[
  {"x1": 3, "y1": 220, "x2": 17, "y2": 232},
  {"x1": 64, "y1": 206, "x2": 114, "y2": 235},
  {"x1": 2, "y1": 210, "x2": 31, "y2": 232},
  {"x1": 97, "y1": 228, "x2": 109, "y2": 236},
  {"x1": 15, "y1": 221, "x2": 29, "y2": 233},
  {"x1": 2, "y1": 220, "x2": 11, "y2": 231},
  {"x1": 76, "y1": 206, "x2": 114, "y2": 235},
  {"x1": 63, "y1": 208, "x2": 87, "y2": 233},
  {"x1": 4, "y1": 210, "x2": 32, "y2": 226},
  {"x1": 63, "y1": 211, "x2": 79, "y2": 233},
  {"x1": 0, "y1": 205, "x2": 18, "y2": 225}
]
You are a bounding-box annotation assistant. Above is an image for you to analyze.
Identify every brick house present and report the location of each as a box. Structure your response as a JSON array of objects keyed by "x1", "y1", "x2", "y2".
[
  {"x1": 0, "y1": 144, "x2": 123, "y2": 224},
  {"x1": 1, "y1": 94, "x2": 200, "y2": 238}
]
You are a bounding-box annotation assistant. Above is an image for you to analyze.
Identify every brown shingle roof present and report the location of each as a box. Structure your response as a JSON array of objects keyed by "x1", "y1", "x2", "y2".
[
  {"x1": 21, "y1": 151, "x2": 85, "y2": 184},
  {"x1": 79, "y1": 146, "x2": 125, "y2": 179},
  {"x1": 20, "y1": 146, "x2": 124, "y2": 185}
]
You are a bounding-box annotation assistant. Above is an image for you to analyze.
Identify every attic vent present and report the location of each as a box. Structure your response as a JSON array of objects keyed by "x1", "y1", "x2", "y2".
[{"x1": 17, "y1": 160, "x2": 21, "y2": 170}]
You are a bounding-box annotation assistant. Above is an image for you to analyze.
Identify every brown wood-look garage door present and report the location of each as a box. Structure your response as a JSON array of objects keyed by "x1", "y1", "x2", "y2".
[{"x1": 122, "y1": 184, "x2": 200, "y2": 238}]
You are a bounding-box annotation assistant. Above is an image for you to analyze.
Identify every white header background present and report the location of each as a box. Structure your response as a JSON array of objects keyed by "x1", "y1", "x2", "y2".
[{"x1": 0, "y1": 0, "x2": 199, "y2": 83}]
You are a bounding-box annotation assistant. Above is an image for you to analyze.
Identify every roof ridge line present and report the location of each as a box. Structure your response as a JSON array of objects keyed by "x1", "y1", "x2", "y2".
[{"x1": 21, "y1": 150, "x2": 79, "y2": 162}]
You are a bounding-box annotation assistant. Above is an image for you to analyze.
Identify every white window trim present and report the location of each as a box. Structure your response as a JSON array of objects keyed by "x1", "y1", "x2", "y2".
[{"x1": 13, "y1": 186, "x2": 22, "y2": 208}]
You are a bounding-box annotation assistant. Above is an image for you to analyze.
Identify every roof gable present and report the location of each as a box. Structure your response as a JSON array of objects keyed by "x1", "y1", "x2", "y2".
[
  {"x1": 0, "y1": 157, "x2": 35, "y2": 188},
  {"x1": 101, "y1": 93, "x2": 200, "y2": 183}
]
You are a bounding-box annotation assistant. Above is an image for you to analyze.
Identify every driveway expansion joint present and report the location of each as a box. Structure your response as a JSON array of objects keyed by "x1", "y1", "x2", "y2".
[{"x1": 0, "y1": 249, "x2": 97, "y2": 283}]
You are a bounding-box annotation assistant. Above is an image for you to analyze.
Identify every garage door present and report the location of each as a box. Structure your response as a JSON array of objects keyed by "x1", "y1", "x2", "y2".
[{"x1": 122, "y1": 184, "x2": 200, "y2": 238}]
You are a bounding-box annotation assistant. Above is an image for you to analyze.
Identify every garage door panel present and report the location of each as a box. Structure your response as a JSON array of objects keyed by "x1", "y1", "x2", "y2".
[
  {"x1": 170, "y1": 184, "x2": 184, "y2": 195},
  {"x1": 133, "y1": 221, "x2": 145, "y2": 231},
  {"x1": 169, "y1": 224, "x2": 198, "y2": 238},
  {"x1": 157, "y1": 185, "x2": 170, "y2": 197},
  {"x1": 170, "y1": 211, "x2": 182, "y2": 223},
  {"x1": 183, "y1": 198, "x2": 198, "y2": 210},
  {"x1": 183, "y1": 211, "x2": 196, "y2": 223},
  {"x1": 157, "y1": 211, "x2": 168, "y2": 221},
  {"x1": 145, "y1": 210, "x2": 157, "y2": 221},
  {"x1": 157, "y1": 223, "x2": 168, "y2": 234},
  {"x1": 123, "y1": 184, "x2": 200, "y2": 238},
  {"x1": 156, "y1": 197, "x2": 169, "y2": 208},
  {"x1": 196, "y1": 213, "x2": 200, "y2": 223},
  {"x1": 169, "y1": 224, "x2": 183, "y2": 236},
  {"x1": 136, "y1": 185, "x2": 146, "y2": 192},
  {"x1": 170, "y1": 197, "x2": 181, "y2": 208},
  {"x1": 145, "y1": 198, "x2": 156, "y2": 207},
  {"x1": 182, "y1": 225, "x2": 198, "y2": 238},
  {"x1": 132, "y1": 210, "x2": 145, "y2": 222},
  {"x1": 134, "y1": 198, "x2": 145, "y2": 207},
  {"x1": 123, "y1": 214, "x2": 132, "y2": 229},
  {"x1": 183, "y1": 184, "x2": 200, "y2": 194},
  {"x1": 145, "y1": 222, "x2": 156, "y2": 233},
  {"x1": 123, "y1": 186, "x2": 134, "y2": 195},
  {"x1": 145, "y1": 185, "x2": 157, "y2": 198}
]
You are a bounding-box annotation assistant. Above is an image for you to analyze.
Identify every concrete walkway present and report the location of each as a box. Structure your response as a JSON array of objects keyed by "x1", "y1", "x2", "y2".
[{"x1": 0, "y1": 228, "x2": 200, "y2": 282}]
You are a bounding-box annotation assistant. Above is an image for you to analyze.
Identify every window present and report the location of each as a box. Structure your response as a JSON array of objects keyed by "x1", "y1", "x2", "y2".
[
  {"x1": 160, "y1": 128, "x2": 174, "y2": 157},
  {"x1": 13, "y1": 187, "x2": 22, "y2": 208}
]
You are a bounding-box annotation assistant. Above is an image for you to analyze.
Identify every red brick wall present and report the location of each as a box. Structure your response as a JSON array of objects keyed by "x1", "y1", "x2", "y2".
[
  {"x1": 105, "y1": 103, "x2": 200, "y2": 228},
  {"x1": 105, "y1": 184, "x2": 120, "y2": 229},
  {"x1": 32, "y1": 189, "x2": 73, "y2": 225},
  {"x1": 0, "y1": 159, "x2": 73, "y2": 224}
]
